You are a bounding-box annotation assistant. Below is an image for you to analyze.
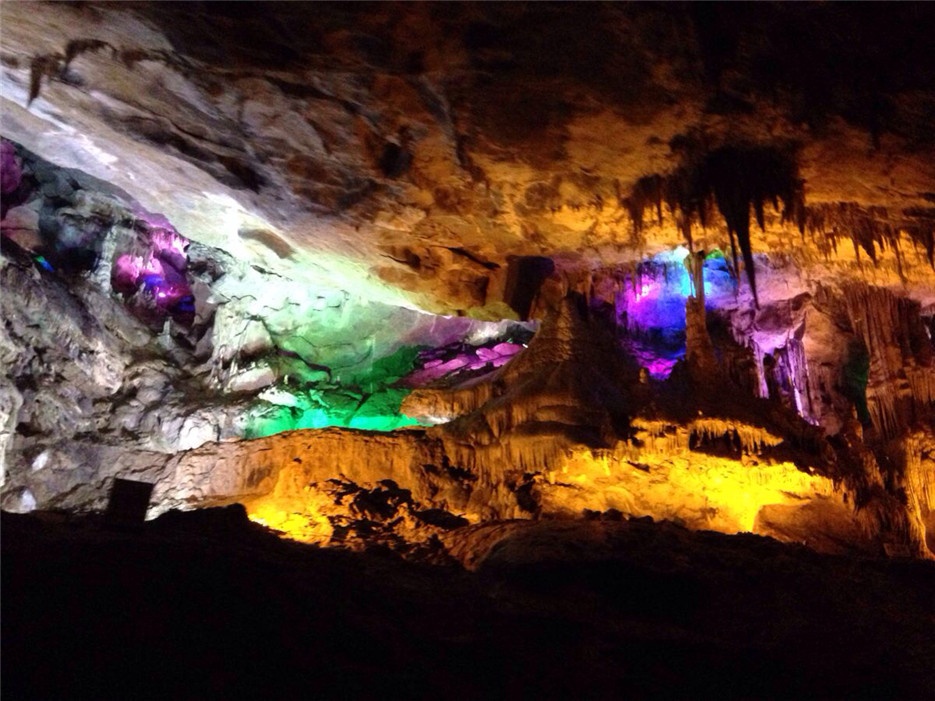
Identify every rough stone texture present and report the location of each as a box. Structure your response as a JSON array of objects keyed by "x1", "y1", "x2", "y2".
[
  {"x1": 3, "y1": 284, "x2": 921, "y2": 557},
  {"x1": 1, "y1": 3, "x2": 934, "y2": 560},
  {"x1": 2, "y1": 3, "x2": 934, "y2": 314}
]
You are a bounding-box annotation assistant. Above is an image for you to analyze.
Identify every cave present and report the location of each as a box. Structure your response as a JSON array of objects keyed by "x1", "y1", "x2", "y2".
[{"x1": 2, "y1": 3, "x2": 935, "y2": 699}]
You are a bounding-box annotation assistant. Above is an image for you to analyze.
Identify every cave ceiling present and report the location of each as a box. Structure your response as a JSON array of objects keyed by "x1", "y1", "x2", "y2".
[{"x1": 2, "y1": 1, "x2": 934, "y2": 314}]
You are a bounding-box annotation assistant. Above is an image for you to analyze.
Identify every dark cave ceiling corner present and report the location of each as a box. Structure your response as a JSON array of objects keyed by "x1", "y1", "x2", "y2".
[{"x1": 1, "y1": 2, "x2": 934, "y2": 558}]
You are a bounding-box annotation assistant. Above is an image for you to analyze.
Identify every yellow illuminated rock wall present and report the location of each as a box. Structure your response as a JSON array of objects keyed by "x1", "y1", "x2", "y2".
[{"x1": 540, "y1": 446, "x2": 840, "y2": 537}]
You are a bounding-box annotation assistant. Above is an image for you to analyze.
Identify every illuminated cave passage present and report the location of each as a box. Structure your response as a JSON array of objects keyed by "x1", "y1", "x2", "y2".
[
  {"x1": 2, "y1": 13, "x2": 935, "y2": 559},
  {"x1": 3, "y1": 3, "x2": 935, "y2": 699},
  {"x1": 610, "y1": 246, "x2": 738, "y2": 379}
]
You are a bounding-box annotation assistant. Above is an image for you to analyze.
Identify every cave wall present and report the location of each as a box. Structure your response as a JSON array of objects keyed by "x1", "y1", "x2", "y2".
[{"x1": 2, "y1": 2, "x2": 935, "y2": 557}]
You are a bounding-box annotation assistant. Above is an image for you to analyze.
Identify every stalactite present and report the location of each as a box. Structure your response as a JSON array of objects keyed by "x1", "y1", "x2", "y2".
[
  {"x1": 703, "y1": 146, "x2": 804, "y2": 307},
  {"x1": 630, "y1": 417, "x2": 784, "y2": 457},
  {"x1": 901, "y1": 432, "x2": 935, "y2": 521},
  {"x1": 625, "y1": 145, "x2": 805, "y2": 308},
  {"x1": 843, "y1": 283, "x2": 935, "y2": 439},
  {"x1": 623, "y1": 174, "x2": 666, "y2": 234},
  {"x1": 893, "y1": 236, "x2": 906, "y2": 283},
  {"x1": 764, "y1": 335, "x2": 816, "y2": 423},
  {"x1": 903, "y1": 222, "x2": 935, "y2": 269},
  {"x1": 805, "y1": 203, "x2": 935, "y2": 273}
]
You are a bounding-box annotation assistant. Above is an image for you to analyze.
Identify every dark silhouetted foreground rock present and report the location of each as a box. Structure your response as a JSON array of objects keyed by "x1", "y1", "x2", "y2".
[{"x1": 3, "y1": 508, "x2": 934, "y2": 700}]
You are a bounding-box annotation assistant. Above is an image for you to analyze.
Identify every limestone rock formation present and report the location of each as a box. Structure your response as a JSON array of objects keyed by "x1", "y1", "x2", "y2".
[{"x1": 1, "y1": 2, "x2": 934, "y2": 561}]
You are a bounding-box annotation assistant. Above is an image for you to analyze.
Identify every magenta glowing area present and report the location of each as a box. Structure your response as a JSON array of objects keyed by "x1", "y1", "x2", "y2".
[
  {"x1": 403, "y1": 341, "x2": 526, "y2": 387},
  {"x1": 111, "y1": 209, "x2": 194, "y2": 322},
  {"x1": 634, "y1": 349, "x2": 683, "y2": 380},
  {"x1": 614, "y1": 248, "x2": 740, "y2": 380},
  {"x1": 1, "y1": 140, "x2": 22, "y2": 195}
]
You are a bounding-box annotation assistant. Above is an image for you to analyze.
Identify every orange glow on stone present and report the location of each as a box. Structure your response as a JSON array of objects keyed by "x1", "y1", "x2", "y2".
[{"x1": 246, "y1": 491, "x2": 335, "y2": 544}]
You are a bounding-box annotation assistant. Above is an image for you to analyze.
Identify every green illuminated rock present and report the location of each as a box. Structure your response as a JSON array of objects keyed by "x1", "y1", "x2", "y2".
[{"x1": 244, "y1": 345, "x2": 427, "y2": 438}]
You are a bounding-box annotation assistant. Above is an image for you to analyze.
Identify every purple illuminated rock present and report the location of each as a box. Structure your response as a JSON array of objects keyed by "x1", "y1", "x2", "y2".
[
  {"x1": 1, "y1": 140, "x2": 22, "y2": 195},
  {"x1": 111, "y1": 211, "x2": 194, "y2": 323}
]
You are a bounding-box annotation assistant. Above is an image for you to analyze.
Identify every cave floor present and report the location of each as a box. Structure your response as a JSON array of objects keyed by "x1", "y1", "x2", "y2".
[{"x1": 3, "y1": 508, "x2": 934, "y2": 701}]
